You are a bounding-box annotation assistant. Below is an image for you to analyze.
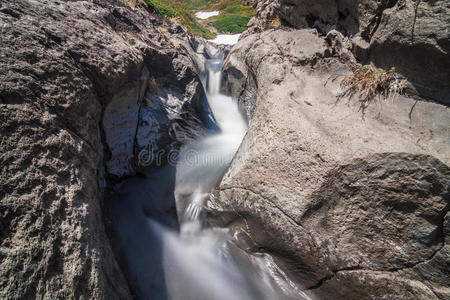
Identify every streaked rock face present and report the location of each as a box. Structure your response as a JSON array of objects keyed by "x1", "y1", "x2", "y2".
[{"x1": 211, "y1": 26, "x2": 449, "y2": 299}]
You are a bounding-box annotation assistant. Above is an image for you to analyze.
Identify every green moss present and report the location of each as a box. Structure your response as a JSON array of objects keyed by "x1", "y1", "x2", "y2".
[{"x1": 213, "y1": 14, "x2": 251, "y2": 33}]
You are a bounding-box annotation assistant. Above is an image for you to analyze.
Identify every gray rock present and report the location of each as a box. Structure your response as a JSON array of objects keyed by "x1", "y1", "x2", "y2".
[
  {"x1": 0, "y1": 0, "x2": 207, "y2": 298},
  {"x1": 103, "y1": 66, "x2": 149, "y2": 177},
  {"x1": 364, "y1": 0, "x2": 450, "y2": 104},
  {"x1": 211, "y1": 28, "x2": 450, "y2": 299},
  {"x1": 246, "y1": 0, "x2": 450, "y2": 105}
]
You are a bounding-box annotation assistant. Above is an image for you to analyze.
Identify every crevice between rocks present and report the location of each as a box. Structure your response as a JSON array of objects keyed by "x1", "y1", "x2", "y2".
[
  {"x1": 306, "y1": 266, "x2": 365, "y2": 290},
  {"x1": 363, "y1": 0, "x2": 399, "y2": 42},
  {"x1": 411, "y1": 0, "x2": 421, "y2": 43},
  {"x1": 219, "y1": 186, "x2": 305, "y2": 230}
]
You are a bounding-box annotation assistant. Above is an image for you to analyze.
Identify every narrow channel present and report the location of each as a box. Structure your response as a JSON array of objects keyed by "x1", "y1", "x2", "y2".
[{"x1": 108, "y1": 49, "x2": 308, "y2": 300}]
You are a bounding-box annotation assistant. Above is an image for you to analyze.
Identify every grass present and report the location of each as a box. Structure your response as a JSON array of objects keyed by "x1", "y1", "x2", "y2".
[
  {"x1": 175, "y1": 0, "x2": 217, "y2": 10},
  {"x1": 223, "y1": 4, "x2": 255, "y2": 14},
  {"x1": 176, "y1": 0, "x2": 255, "y2": 34},
  {"x1": 146, "y1": 0, "x2": 179, "y2": 16},
  {"x1": 213, "y1": 14, "x2": 251, "y2": 33},
  {"x1": 209, "y1": 0, "x2": 255, "y2": 33},
  {"x1": 337, "y1": 65, "x2": 406, "y2": 116},
  {"x1": 145, "y1": 0, "x2": 215, "y2": 38},
  {"x1": 145, "y1": 0, "x2": 256, "y2": 36}
]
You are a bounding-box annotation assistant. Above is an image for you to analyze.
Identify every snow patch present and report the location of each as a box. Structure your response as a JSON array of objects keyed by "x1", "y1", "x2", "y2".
[{"x1": 195, "y1": 11, "x2": 220, "y2": 19}]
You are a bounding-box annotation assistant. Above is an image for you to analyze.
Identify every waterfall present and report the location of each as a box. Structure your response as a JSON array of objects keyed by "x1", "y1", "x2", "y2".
[
  {"x1": 109, "y1": 50, "x2": 308, "y2": 300},
  {"x1": 154, "y1": 52, "x2": 308, "y2": 300},
  {"x1": 175, "y1": 54, "x2": 247, "y2": 224}
]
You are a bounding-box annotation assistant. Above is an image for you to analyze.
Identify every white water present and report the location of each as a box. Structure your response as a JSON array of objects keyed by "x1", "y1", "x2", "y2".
[
  {"x1": 195, "y1": 11, "x2": 220, "y2": 19},
  {"x1": 109, "y1": 49, "x2": 307, "y2": 299},
  {"x1": 143, "y1": 53, "x2": 309, "y2": 300},
  {"x1": 175, "y1": 57, "x2": 247, "y2": 222},
  {"x1": 210, "y1": 33, "x2": 241, "y2": 45}
]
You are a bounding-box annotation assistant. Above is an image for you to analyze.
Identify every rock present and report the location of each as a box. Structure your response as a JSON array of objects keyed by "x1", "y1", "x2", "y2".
[
  {"x1": 222, "y1": 29, "x2": 331, "y2": 119},
  {"x1": 325, "y1": 29, "x2": 353, "y2": 60},
  {"x1": 210, "y1": 28, "x2": 450, "y2": 299},
  {"x1": 364, "y1": 0, "x2": 450, "y2": 104},
  {"x1": 246, "y1": 0, "x2": 450, "y2": 105},
  {"x1": 0, "y1": 0, "x2": 207, "y2": 298},
  {"x1": 244, "y1": 0, "x2": 259, "y2": 8}
]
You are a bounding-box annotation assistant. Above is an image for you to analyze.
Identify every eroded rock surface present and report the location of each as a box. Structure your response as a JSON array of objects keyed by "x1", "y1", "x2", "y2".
[
  {"x1": 211, "y1": 27, "x2": 450, "y2": 299},
  {"x1": 245, "y1": 0, "x2": 450, "y2": 104},
  {"x1": 0, "y1": 0, "x2": 208, "y2": 298}
]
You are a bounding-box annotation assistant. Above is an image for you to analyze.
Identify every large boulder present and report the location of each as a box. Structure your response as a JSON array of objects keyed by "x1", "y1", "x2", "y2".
[
  {"x1": 245, "y1": 0, "x2": 450, "y2": 105},
  {"x1": 211, "y1": 28, "x2": 450, "y2": 299},
  {"x1": 0, "y1": 0, "x2": 206, "y2": 298}
]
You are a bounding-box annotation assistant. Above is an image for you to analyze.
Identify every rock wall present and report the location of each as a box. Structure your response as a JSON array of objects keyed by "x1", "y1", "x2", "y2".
[
  {"x1": 212, "y1": 27, "x2": 450, "y2": 299},
  {"x1": 245, "y1": 0, "x2": 450, "y2": 105},
  {"x1": 0, "y1": 0, "x2": 208, "y2": 298}
]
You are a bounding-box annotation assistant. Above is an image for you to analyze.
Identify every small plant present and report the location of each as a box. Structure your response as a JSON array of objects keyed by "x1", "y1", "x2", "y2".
[{"x1": 338, "y1": 65, "x2": 405, "y2": 115}]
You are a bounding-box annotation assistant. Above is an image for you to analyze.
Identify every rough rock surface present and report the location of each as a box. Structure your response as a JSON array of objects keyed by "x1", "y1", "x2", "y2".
[
  {"x1": 245, "y1": 0, "x2": 450, "y2": 105},
  {"x1": 0, "y1": 0, "x2": 207, "y2": 298},
  {"x1": 211, "y1": 28, "x2": 450, "y2": 299}
]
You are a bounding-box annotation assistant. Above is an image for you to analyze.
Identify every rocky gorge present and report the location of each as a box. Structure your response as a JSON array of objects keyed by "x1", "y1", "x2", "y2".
[{"x1": 0, "y1": 0, "x2": 449, "y2": 299}]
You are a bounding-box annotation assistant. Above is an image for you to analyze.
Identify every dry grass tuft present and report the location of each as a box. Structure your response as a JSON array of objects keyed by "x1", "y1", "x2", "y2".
[{"x1": 338, "y1": 65, "x2": 405, "y2": 115}]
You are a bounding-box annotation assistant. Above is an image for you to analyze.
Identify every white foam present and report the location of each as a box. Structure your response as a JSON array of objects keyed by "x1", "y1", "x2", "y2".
[
  {"x1": 209, "y1": 34, "x2": 241, "y2": 45},
  {"x1": 195, "y1": 11, "x2": 220, "y2": 19}
]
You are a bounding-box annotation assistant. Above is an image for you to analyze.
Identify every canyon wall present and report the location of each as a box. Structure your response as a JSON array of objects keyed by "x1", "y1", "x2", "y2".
[
  {"x1": 0, "y1": 0, "x2": 208, "y2": 298},
  {"x1": 211, "y1": 1, "x2": 450, "y2": 299}
]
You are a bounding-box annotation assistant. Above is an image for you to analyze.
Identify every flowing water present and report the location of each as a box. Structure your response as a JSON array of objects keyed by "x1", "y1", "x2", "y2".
[{"x1": 109, "y1": 51, "x2": 308, "y2": 300}]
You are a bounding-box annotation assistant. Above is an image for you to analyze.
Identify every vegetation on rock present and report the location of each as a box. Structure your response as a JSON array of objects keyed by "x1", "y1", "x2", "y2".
[{"x1": 337, "y1": 65, "x2": 405, "y2": 115}]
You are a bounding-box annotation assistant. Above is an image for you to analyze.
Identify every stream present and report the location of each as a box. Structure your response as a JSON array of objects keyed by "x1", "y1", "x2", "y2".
[{"x1": 108, "y1": 50, "x2": 308, "y2": 300}]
